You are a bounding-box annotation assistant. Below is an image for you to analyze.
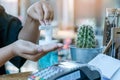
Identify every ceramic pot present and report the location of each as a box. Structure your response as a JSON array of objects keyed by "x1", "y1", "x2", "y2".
[{"x1": 70, "y1": 46, "x2": 102, "y2": 63}]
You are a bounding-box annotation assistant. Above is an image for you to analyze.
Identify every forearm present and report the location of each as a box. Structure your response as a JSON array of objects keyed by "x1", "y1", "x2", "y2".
[
  {"x1": 0, "y1": 44, "x2": 15, "y2": 67},
  {"x1": 18, "y1": 15, "x2": 40, "y2": 43}
]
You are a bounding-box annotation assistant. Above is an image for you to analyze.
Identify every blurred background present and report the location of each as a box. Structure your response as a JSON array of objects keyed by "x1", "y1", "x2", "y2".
[{"x1": 0, "y1": 0, "x2": 120, "y2": 73}]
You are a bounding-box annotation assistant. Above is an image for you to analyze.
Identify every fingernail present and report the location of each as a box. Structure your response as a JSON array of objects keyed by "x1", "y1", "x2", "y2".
[
  {"x1": 45, "y1": 20, "x2": 49, "y2": 25},
  {"x1": 48, "y1": 20, "x2": 51, "y2": 24},
  {"x1": 40, "y1": 21, "x2": 45, "y2": 25},
  {"x1": 37, "y1": 48, "x2": 43, "y2": 53},
  {"x1": 57, "y1": 43, "x2": 63, "y2": 47}
]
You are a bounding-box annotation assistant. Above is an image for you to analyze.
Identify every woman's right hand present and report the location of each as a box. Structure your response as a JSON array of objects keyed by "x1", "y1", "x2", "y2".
[{"x1": 11, "y1": 40, "x2": 63, "y2": 61}]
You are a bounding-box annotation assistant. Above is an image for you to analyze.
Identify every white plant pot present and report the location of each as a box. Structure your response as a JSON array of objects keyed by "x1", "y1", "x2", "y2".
[{"x1": 70, "y1": 46, "x2": 102, "y2": 63}]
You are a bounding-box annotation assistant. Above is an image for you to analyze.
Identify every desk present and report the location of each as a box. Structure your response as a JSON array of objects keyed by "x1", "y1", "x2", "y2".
[{"x1": 0, "y1": 72, "x2": 31, "y2": 80}]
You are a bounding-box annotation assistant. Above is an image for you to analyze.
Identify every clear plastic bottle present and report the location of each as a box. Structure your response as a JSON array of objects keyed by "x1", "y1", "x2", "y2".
[{"x1": 38, "y1": 25, "x2": 58, "y2": 69}]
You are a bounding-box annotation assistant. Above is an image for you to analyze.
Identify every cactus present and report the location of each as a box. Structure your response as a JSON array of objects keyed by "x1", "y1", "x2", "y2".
[{"x1": 76, "y1": 25, "x2": 96, "y2": 48}]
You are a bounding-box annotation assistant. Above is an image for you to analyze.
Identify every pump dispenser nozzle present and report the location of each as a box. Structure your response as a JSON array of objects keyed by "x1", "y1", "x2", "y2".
[{"x1": 39, "y1": 25, "x2": 53, "y2": 42}]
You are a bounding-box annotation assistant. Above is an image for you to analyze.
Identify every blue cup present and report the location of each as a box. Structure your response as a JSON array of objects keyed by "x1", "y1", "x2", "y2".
[{"x1": 38, "y1": 50, "x2": 58, "y2": 69}]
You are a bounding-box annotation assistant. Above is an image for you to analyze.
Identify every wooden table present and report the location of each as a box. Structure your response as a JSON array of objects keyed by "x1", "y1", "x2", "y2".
[{"x1": 0, "y1": 72, "x2": 31, "y2": 80}]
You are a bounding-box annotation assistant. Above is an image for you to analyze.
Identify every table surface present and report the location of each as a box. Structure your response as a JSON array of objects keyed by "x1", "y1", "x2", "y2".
[{"x1": 0, "y1": 72, "x2": 31, "y2": 80}]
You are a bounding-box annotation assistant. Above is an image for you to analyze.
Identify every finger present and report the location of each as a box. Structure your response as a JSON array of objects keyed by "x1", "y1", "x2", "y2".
[
  {"x1": 19, "y1": 53, "x2": 40, "y2": 61},
  {"x1": 34, "y1": 3, "x2": 44, "y2": 25},
  {"x1": 48, "y1": 4, "x2": 54, "y2": 22},
  {"x1": 31, "y1": 52, "x2": 46, "y2": 61},
  {"x1": 40, "y1": 43, "x2": 60, "y2": 53},
  {"x1": 26, "y1": 43, "x2": 63, "y2": 61},
  {"x1": 56, "y1": 43, "x2": 63, "y2": 50},
  {"x1": 27, "y1": 5, "x2": 38, "y2": 20},
  {"x1": 24, "y1": 51, "x2": 46, "y2": 61},
  {"x1": 23, "y1": 47, "x2": 38, "y2": 55},
  {"x1": 28, "y1": 44, "x2": 43, "y2": 55},
  {"x1": 42, "y1": 3, "x2": 51, "y2": 24},
  {"x1": 37, "y1": 47, "x2": 43, "y2": 53},
  {"x1": 57, "y1": 43, "x2": 63, "y2": 48},
  {"x1": 27, "y1": 43, "x2": 63, "y2": 61},
  {"x1": 50, "y1": 11, "x2": 54, "y2": 21}
]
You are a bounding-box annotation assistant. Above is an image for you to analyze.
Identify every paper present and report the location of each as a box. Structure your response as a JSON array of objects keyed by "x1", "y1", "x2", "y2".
[
  {"x1": 111, "y1": 68, "x2": 120, "y2": 80},
  {"x1": 88, "y1": 54, "x2": 120, "y2": 79}
]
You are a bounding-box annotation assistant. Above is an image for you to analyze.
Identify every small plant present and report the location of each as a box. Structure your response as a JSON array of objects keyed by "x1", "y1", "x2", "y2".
[{"x1": 76, "y1": 25, "x2": 96, "y2": 48}]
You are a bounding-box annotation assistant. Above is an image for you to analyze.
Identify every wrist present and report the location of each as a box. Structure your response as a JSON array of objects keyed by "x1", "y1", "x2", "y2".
[{"x1": 9, "y1": 42, "x2": 17, "y2": 57}]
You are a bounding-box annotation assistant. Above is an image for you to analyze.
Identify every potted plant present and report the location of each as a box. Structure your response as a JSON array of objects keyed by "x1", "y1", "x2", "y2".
[{"x1": 70, "y1": 25, "x2": 102, "y2": 63}]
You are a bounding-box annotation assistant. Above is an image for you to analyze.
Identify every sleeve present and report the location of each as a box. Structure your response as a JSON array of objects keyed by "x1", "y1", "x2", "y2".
[
  {"x1": 0, "y1": 7, "x2": 26, "y2": 73},
  {"x1": 5, "y1": 15, "x2": 26, "y2": 69},
  {"x1": 6, "y1": 16, "x2": 22, "y2": 45}
]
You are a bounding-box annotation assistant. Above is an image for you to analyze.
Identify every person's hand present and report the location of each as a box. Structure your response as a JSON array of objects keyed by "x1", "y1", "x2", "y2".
[
  {"x1": 11, "y1": 40, "x2": 63, "y2": 61},
  {"x1": 27, "y1": 0, "x2": 54, "y2": 25}
]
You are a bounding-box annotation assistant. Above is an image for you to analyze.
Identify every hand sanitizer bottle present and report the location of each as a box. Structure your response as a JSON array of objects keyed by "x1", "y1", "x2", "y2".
[{"x1": 38, "y1": 24, "x2": 58, "y2": 69}]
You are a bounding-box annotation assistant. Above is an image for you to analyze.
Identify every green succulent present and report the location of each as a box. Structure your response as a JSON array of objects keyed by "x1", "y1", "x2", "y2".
[{"x1": 76, "y1": 25, "x2": 96, "y2": 48}]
